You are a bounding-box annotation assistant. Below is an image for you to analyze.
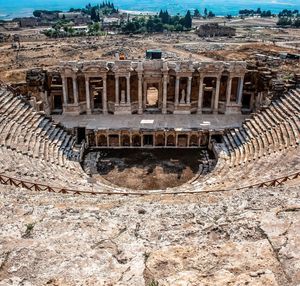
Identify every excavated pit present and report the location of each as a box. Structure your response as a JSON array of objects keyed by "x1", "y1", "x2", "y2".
[{"x1": 84, "y1": 148, "x2": 216, "y2": 190}]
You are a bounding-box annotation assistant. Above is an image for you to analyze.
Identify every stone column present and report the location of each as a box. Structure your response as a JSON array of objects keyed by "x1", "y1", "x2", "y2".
[
  {"x1": 85, "y1": 76, "x2": 91, "y2": 114},
  {"x1": 115, "y1": 76, "x2": 119, "y2": 105},
  {"x1": 126, "y1": 75, "x2": 131, "y2": 105},
  {"x1": 143, "y1": 81, "x2": 147, "y2": 107},
  {"x1": 102, "y1": 76, "x2": 108, "y2": 114},
  {"x1": 62, "y1": 76, "x2": 68, "y2": 105},
  {"x1": 213, "y1": 75, "x2": 221, "y2": 114},
  {"x1": 197, "y1": 75, "x2": 204, "y2": 113},
  {"x1": 237, "y1": 76, "x2": 244, "y2": 105},
  {"x1": 162, "y1": 74, "x2": 168, "y2": 114},
  {"x1": 138, "y1": 74, "x2": 143, "y2": 114},
  {"x1": 95, "y1": 133, "x2": 99, "y2": 147},
  {"x1": 72, "y1": 75, "x2": 78, "y2": 104},
  {"x1": 175, "y1": 76, "x2": 180, "y2": 106},
  {"x1": 226, "y1": 76, "x2": 232, "y2": 104},
  {"x1": 187, "y1": 76, "x2": 192, "y2": 104}
]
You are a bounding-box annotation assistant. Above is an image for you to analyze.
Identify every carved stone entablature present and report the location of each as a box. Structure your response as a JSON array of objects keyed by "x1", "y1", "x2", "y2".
[
  {"x1": 225, "y1": 62, "x2": 247, "y2": 77},
  {"x1": 60, "y1": 61, "x2": 80, "y2": 76},
  {"x1": 112, "y1": 60, "x2": 133, "y2": 76},
  {"x1": 82, "y1": 61, "x2": 109, "y2": 76},
  {"x1": 143, "y1": 60, "x2": 163, "y2": 72},
  {"x1": 174, "y1": 61, "x2": 195, "y2": 75},
  {"x1": 198, "y1": 62, "x2": 225, "y2": 77},
  {"x1": 59, "y1": 59, "x2": 247, "y2": 79}
]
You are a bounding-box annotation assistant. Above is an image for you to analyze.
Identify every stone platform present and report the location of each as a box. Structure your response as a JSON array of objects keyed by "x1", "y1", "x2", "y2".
[{"x1": 53, "y1": 114, "x2": 248, "y2": 131}]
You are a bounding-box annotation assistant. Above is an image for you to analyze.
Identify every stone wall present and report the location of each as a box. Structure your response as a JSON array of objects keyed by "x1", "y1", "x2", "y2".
[{"x1": 196, "y1": 23, "x2": 236, "y2": 37}]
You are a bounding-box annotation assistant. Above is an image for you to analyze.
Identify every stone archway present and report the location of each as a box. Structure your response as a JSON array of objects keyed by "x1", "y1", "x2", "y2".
[
  {"x1": 167, "y1": 134, "x2": 175, "y2": 146},
  {"x1": 156, "y1": 134, "x2": 165, "y2": 146},
  {"x1": 122, "y1": 134, "x2": 130, "y2": 146},
  {"x1": 132, "y1": 134, "x2": 141, "y2": 146},
  {"x1": 98, "y1": 135, "x2": 107, "y2": 146},
  {"x1": 190, "y1": 134, "x2": 199, "y2": 146},
  {"x1": 146, "y1": 87, "x2": 159, "y2": 108}
]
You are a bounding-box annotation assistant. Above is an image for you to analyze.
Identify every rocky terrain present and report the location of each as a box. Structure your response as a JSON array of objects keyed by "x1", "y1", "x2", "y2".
[
  {"x1": 0, "y1": 184, "x2": 299, "y2": 285},
  {"x1": 0, "y1": 22, "x2": 299, "y2": 84}
]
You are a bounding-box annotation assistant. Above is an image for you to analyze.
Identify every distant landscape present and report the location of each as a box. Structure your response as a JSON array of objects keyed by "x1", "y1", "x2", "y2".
[{"x1": 0, "y1": 0, "x2": 299, "y2": 20}]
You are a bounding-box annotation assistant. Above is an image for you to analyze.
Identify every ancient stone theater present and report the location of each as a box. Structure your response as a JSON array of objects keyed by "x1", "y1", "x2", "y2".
[{"x1": 0, "y1": 55, "x2": 299, "y2": 192}]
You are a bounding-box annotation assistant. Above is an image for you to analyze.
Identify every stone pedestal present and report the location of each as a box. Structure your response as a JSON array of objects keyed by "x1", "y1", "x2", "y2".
[
  {"x1": 174, "y1": 103, "x2": 191, "y2": 114},
  {"x1": 114, "y1": 103, "x2": 132, "y2": 115},
  {"x1": 225, "y1": 103, "x2": 242, "y2": 115},
  {"x1": 63, "y1": 104, "x2": 81, "y2": 115}
]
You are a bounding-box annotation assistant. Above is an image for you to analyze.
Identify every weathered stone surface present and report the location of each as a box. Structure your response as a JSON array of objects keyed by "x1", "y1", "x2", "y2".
[
  {"x1": 0, "y1": 185, "x2": 299, "y2": 285},
  {"x1": 261, "y1": 208, "x2": 300, "y2": 285}
]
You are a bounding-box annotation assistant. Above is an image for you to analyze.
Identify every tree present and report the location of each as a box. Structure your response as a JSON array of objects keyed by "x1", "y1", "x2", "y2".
[
  {"x1": 184, "y1": 10, "x2": 192, "y2": 29},
  {"x1": 159, "y1": 10, "x2": 170, "y2": 24},
  {"x1": 194, "y1": 9, "x2": 201, "y2": 18},
  {"x1": 261, "y1": 10, "x2": 271, "y2": 17},
  {"x1": 123, "y1": 21, "x2": 137, "y2": 33},
  {"x1": 91, "y1": 7, "x2": 98, "y2": 21},
  {"x1": 277, "y1": 17, "x2": 292, "y2": 26},
  {"x1": 208, "y1": 11, "x2": 215, "y2": 18},
  {"x1": 204, "y1": 8, "x2": 208, "y2": 18}
]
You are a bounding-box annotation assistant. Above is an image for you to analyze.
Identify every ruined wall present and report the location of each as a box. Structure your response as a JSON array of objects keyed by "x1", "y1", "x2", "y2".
[{"x1": 197, "y1": 23, "x2": 236, "y2": 38}]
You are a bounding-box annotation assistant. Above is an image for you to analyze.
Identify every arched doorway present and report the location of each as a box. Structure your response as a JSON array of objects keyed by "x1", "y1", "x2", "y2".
[
  {"x1": 122, "y1": 135, "x2": 130, "y2": 146},
  {"x1": 132, "y1": 134, "x2": 141, "y2": 146},
  {"x1": 146, "y1": 87, "x2": 159, "y2": 108},
  {"x1": 155, "y1": 134, "x2": 165, "y2": 146},
  {"x1": 167, "y1": 134, "x2": 175, "y2": 146},
  {"x1": 190, "y1": 135, "x2": 199, "y2": 147},
  {"x1": 98, "y1": 135, "x2": 107, "y2": 146}
]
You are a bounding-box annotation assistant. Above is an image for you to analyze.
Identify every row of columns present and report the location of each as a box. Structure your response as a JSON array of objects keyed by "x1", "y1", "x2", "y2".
[
  {"x1": 197, "y1": 75, "x2": 244, "y2": 114},
  {"x1": 115, "y1": 75, "x2": 131, "y2": 105},
  {"x1": 85, "y1": 75, "x2": 107, "y2": 114},
  {"x1": 92, "y1": 132, "x2": 208, "y2": 148},
  {"x1": 62, "y1": 73, "x2": 245, "y2": 114}
]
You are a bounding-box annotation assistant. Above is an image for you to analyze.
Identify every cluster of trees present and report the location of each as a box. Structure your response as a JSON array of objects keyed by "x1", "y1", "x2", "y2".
[
  {"x1": 85, "y1": 2, "x2": 118, "y2": 22},
  {"x1": 277, "y1": 9, "x2": 300, "y2": 27},
  {"x1": 239, "y1": 8, "x2": 272, "y2": 17},
  {"x1": 278, "y1": 9, "x2": 299, "y2": 17},
  {"x1": 121, "y1": 10, "x2": 193, "y2": 34},
  {"x1": 193, "y1": 8, "x2": 215, "y2": 18},
  {"x1": 33, "y1": 10, "x2": 61, "y2": 18}
]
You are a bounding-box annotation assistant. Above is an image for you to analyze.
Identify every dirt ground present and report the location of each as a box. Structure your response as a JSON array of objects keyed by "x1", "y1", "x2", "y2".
[
  {"x1": 0, "y1": 17, "x2": 299, "y2": 83},
  {"x1": 86, "y1": 149, "x2": 207, "y2": 190}
]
